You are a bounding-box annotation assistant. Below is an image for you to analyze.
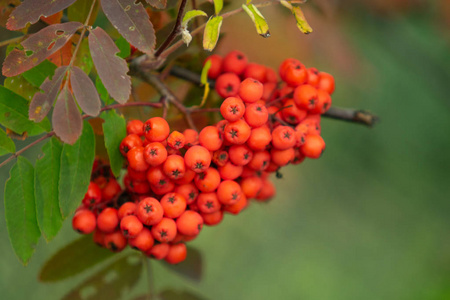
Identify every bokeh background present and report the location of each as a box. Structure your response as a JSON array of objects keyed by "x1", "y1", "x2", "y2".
[{"x1": 1, "y1": 0, "x2": 450, "y2": 299}]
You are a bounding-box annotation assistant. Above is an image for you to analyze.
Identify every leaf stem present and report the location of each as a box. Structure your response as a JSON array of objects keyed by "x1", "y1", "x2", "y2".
[
  {"x1": 154, "y1": 0, "x2": 189, "y2": 58},
  {"x1": 0, "y1": 36, "x2": 24, "y2": 48}
]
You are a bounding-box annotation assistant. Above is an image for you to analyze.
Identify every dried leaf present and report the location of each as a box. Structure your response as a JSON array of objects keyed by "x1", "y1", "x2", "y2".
[
  {"x1": 29, "y1": 66, "x2": 68, "y2": 122},
  {"x1": 203, "y1": 16, "x2": 223, "y2": 51},
  {"x1": 242, "y1": 4, "x2": 270, "y2": 38},
  {"x1": 2, "y1": 22, "x2": 82, "y2": 77},
  {"x1": 59, "y1": 121, "x2": 95, "y2": 218},
  {"x1": 0, "y1": 127, "x2": 16, "y2": 156},
  {"x1": 6, "y1": 0, "x2": 77, "y2": 30},
  {"x1": 4, "y1": 156, "x2": 40, "y2": 265},
  {"x1": 70, "y1": 66, "x2": 101, "y2": 116},
  {"x1": 89, "y1": 27, "x2": 131, "y2": 104},
  {"x1": 39, "y1": 235, "x2": 115, "y2": 282},
  {"x1": 101, "y1": 0, "x2": 156, "y2": 55},
  {"x1": 62, "y1": 255, "x2": 142, "y2": 300},
  {"x1": 52, "y1": 85, "x2": 82, "y2": 144},
  {"x1": 145, "y1": 0, "x2": 167, "y2": 10},
  {"x1": 35, "y1": 137, "x2": 63, "y2": 241}
]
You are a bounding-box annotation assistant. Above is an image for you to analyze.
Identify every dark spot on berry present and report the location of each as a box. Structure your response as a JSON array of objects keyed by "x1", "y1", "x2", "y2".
[
  {"x1": 150, "y1": 149, "x2": 157, "y2": 156},
  {"x1": 219, "y1": 153, "x2": 227, "y2": 160},
  {"x1": 283, "y1": 131, "x2": 292, "y2": 139},
  {"x1": 144, "y1": 124, "x2": 151, "y2": 133},
  {"x1": 175, "y1": 140, "x2": 181, "y2": 147},
  {"x1": 205, "y1": 201, "x2": 214, "y2": 209},
  {"x1": 230, "y1": 129, "x2": 238, "y2": 138},
  {"x1": 198, "y1": 172, "x2": 206, "y2": 180},
  {"x1": 237, "y1": 54, "x2": 243, "y2": 60},
  {"x1": 256, "y1": 106, "x2": 262, "y2": 112},
  {"x1": 244, "y1": 153, "x2": 249, "y2": 160},
  {"x1": 225, "y1": 84, "x2": 234, "y2": 93},
  {"x1": 144, "y1": 204, "x2": 153, "y2": 213},
  {"x1": 123, "y1": 229, "x2": 129, "y2": 236},
  {"x1": 159, "y1": 179, "x2": 166, "y2": 185},
  {"x1": 123, "y1": 146, "x2": 130, "y2": 153},
  {"x1": 109, "y1": 242, "x2": 118, "y2": 251},
  {"x1": 172, "y1": 169, "x2": 181, "y2": 178},
  {"x1": 195, "y1": 162, "x2": 204, "y2": 170},
  {"x1": 262, "y1": 160, "x2": 268, "y2": 167},
  {"x1": 230, "y1": 105, "x2": 239, "y2": 114},
  {"x1": 197, "y1": 224, "x2": 202, "y2": 231},
  {"x1": 189, "y1": 192, "x2": 196, "y2": 200},
  {"x1": 160, "y1": 230, "x2": 167, "y2": 237},
  {"x1": 309, "y1": 99, "x2": 316, "y2": 106},
  {"x1": 232, "y1": 192, "x2": 239, "y2": 200},
  {"x1": 168, "y1": 196, "x2": 176, "y2": 204}
]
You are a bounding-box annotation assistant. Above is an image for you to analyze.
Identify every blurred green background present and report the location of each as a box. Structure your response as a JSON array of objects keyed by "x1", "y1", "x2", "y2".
[{"x1": 1, "y1": 1, "x2": 450, "y2": 299}]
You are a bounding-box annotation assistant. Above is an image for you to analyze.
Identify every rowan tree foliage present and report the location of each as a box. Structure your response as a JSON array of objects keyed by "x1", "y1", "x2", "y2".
[{"x1": 0, "y1": 0, "x2": 377, "y2": 298}]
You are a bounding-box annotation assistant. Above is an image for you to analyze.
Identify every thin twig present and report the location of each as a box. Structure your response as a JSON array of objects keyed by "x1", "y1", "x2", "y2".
[
  {"x1": 0, "y1": 102, "x2": 162, "y2": 170},
  {"x1": 154, "y1": 0, "x2": 189, "y2": 58},
  {"x1": 0, "y1": 36, "x2": 24, "y2": 48}
]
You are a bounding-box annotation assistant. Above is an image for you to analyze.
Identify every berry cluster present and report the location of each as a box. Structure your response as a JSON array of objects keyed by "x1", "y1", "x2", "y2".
[{"x1": 72, "y1": 50, "x2": 335, "y2": 265}]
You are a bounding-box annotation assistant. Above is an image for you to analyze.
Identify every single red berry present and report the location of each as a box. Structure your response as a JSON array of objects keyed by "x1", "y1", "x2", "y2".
[
  {"x1": 222, "y1": 50, "x2": 248, "y2": 75},
  {"x1": 215, "y1": 73, "x2": 241, "y2": 98},
  {"x1": 165, "y1": 243, "x2": 187, "y2": 264},
  {"x1": 120, "y1": 215, "x2": 143, "y2": 238},
  {"x1": 128, "y1": 227, "x2": 154, "y2": 252},
  {"x1": 104, "y1": 231, "x2": 127, "y2": 252},
  {"x1": 144, "y1": 117, "x2": 170, "y2": 142},
  {"x1": 126, "y1": 120, "x2": 144, "y2": 136},
  {"x1": 97, "y1": 207, "x2": 119, "y2": 233},
  {"x1": 151, "y1": 218, "x2": 177, "y2": 243},
  {"x1": 136, "y1": 197, "x2": 164, "y2": 226},
  {"x1": 82, "y1": 182, "x2": 102, "y2": 207},
  {"x1": 176, "y1": 210, "x2": 203, "y2": 236},
  {"x1": 72, "y1": 209, "x2": 96, "y2": 234},
  {"x1": 239, "y1": 78, "x2": 264, "y2": 103}
]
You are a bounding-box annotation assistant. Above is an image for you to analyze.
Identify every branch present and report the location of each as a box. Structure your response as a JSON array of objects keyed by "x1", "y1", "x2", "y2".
[
  {"x1": 0, "y1": 102, "x2": 163, "y2": 170},
  {"x1": 154, "y1": 0, "x2": 188, "y2": 58},
  {"x1": 168, "y1": 65, "x2": 379, "y2": 127}
]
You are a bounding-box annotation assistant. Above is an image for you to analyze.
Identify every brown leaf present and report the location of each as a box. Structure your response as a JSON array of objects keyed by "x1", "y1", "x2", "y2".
[
  {"x1": 70, "y1": 66, "x2": 101, "y2": 116},
  {"x1": 6, "y1": 0, "x2": 76, "y2": 30},
  {"x1": 52, "y1": 85, "x2": 82, "y2": 144},
  {"x1": 101, "y1": 0, "x2": 156, "y2": 55},
  {"x1": 2, "y1": 22, "x2": 82, "y2": 77},
  {"x1": 88, "y1": 27, "x2": 131, "y2": 104},
  {"x1": 146, "y1": 0, "x2": 167, "y2": 10},
  {"x1": 29, "y1": 66, "x2": 67, "y2": 122},
  {"x1": 0, "y1": 0, "x2": 21, "y2": 28}
]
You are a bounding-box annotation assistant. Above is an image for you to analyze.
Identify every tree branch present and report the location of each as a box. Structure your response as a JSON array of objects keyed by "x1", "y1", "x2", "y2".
[
  {"x1": 154, "y1": 0, "x2": 189, "y2": 58},
  {"x1": 168, "y1": 65, "x2": 379, "y2": 127}
]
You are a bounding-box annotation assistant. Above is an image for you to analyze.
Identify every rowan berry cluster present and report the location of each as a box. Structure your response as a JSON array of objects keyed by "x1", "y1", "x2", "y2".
[{"x1": 72, "y1": 50, "x2": 335, "y2": 265}]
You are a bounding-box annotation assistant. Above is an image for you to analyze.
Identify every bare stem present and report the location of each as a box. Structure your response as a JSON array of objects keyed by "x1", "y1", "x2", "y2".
[
  {"x1": 0, "y1": 36, "x2": 24, "y2": 48},
  {"x1": 154, "y1": 0, "x2": 189, "y2": 58}
]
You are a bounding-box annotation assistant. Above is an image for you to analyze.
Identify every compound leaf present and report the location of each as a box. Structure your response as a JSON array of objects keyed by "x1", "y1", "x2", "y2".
[
  {"x1": 29, "y1": 66, "x2": 67, "y2": 122},
  {"x1": 0, "y1": 127, "x2": 15, "y2": 156},
  {"x1": 203, "y1": 16, "x2": 222, "y2": 51},
  {"x1": 52, "y1": 85, "x2": 82, "y2": 144},
  {"x1": 89, "y1": 27, "x2": 131, "y2": 104},
  {"x1": 6, "y1": 0, "x2": 77, "y2": 30},
  {"x1": 70, "y1": 66, "x2": 101, "y2": 117},
  {"x1": 2, "y1": 22, "x2": 83, "y2": 77},
  {"x1": 59, "y1": 121, "x2": 95, "y2": 219},
  {"x1": 101, "y1": 110, "x2": 126, "y2": 177},
  {"x1": 101, "y1": 0, "x2": 156, "y2": 55},
  {"x1": 4, "y1": 156, "x2": 40, "y2": 265},
  {"x1": 62, "y1": 254, "x2": 142, "y2": 300},
  {"x1": 39, "y1": 235, "x2": 115, "y2": 282},
  {"x1": 0, "y1": 85, "x2": 51, "y2": 135}
]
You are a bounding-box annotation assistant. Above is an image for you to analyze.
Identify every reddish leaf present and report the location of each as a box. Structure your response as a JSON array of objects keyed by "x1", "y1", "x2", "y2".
[
  {"x1": 101, "y1": 0, "x2": 156, "y2": 55},
  {"x1": 2, "y1": 22, "x2": 82, "y2": 77},
  {"x1": 70, "y1": 67, "x2": 101, "y2": 116},
  {"x1": 47, "y1": 40, "x2": 73, "y2": 67},
  {"x1": 6, "y1": 0, "x2": 77, "y2": 30},
  {"x1": 0, "y1": 0, "x2": 20, "y2": 28},
  {"x1": 40, "y1": 11, "x2": 63, "y2": 25},
  {"x1": 29, "y1": 66, "x2": 68, "y2": 122},
  {"x1": 146, "y1": 0, "x2": 167, "y2": 10},
  {"x1": 88, "y1": 27, "x2": 131, "y2": 104},
  {"x1": 52, "y1": 85, "x2": 82, "y2": 144}
]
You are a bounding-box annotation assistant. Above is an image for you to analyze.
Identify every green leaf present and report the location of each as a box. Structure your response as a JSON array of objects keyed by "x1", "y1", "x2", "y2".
[
  {"x1": 159, "y1": 289, "x2": 207, "y2": 300},
  {"x1": 39, "y1": 235, "x2": 116, "y2": 282},
  {"x1": 101, "y1": 110, "x2": 126, "y2": 177},
  {"x1": 242, "y1": 4, "x2": 270, "y2": 38},
  {"x1": 0, "y1": 127, "x2": 16, "y2": 156},
  {"x1": 4, "y1": 156, "x2": 41, "y2": 265},
  {"x1": 203, "y1": 16, "x2": 223, "y2": 51},
  {"x1": 62, "y1": 254, "x2": 142, "y2": 300},
  {"x1": 4, "y1": 75, "x2": 39, "y2": 102},
  {"x1": 162, "y1": 246, "x2": 202, "y2": 282},
  {"x1": 213, "y1": 0, "x2": 223, "y2": 15},
  {"x1": 182, "y1": 10, "x2": 207, "y2": 28},
  {"x1": 73, "y1": 38, "x2": 94, "y2": 74},
  {"x1": 199, "y1": 60, "x2": 211, "y2": 106},
  {"x1": 23, "y1": 60, "x2": 57, "y2": 88},
  {"x1": 280, "y1": 1, "x2": 312, "y2": 34},
  {"x1": 59, "y1": 122, "x2": 95, "y2": 219},
  {"x1": 115, "y1": 36, "x2": 131, "y2": 59},
  {"x1": 0, "y1": 85, "x2": 51, "y2": 136},
  {"x1": 95, "y1": 76, "x2": 113, "y2": 105},
  {"x1": 35, "y1": 137, "x2": 63, "y2": 242}
]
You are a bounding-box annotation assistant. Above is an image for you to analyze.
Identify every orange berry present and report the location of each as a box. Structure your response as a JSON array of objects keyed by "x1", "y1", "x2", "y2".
[
  {"x1": 256, "y1": 179, "x2": 276, "y2": 201},
  {"x1": 224, "y1": 119, "x2": 251, "y2": 144},
  {"x1": 120, "y1": 134, "x2": 143, "y2": 156},
  {"x1": 199, "y1": 126, "x2": 223, "y2": 151},
  {"x1": 204, "y1": 54, "x2": 223, "y2": 79},
  {"x1": 215, "y1": 73, "x2": 241, "y2": 98},
  {"x1": 128, "y1": 227, "x2": 154, "y2": 252},
  {"x1": 244, "y1": 63, "x2": 267, "y2": 82},
  {"x1": 151, "y1": 218, "x2": 177, "y2": 243},
  {"x1": 165, "y1": 243, "x2": 187, "y2": 264},
  {"x1": 244, "y1": 101, "x2": 269, "y2": 127},
  {"x1": 167, "y1": 131, "x2": 185, "y2": 149},
  {"x1": 239, "y1": 78, "x2": 263, "y2": 103},
  {"x1": 194, "y1": 167, "x2": 221, "y2": 192},
  {"x1": 104, "y1": 231, "x2": 127, "y2": 252},
  {"x1": 217, "y1": 180, "x2": 242, "y2": 205},
  {"x1": 229, "y1": 144, "x2": 253, "y2": 166},
  {"x1": 126, "y1": 120, "x2": 144, "y2": 136},
  {"x1": 212, "y1": 149, "x2": 229, "y2": 167},
  {"x1": 144, "y1": 117, "x2": 170, "y2": 142},
  {"x1": 184, "y1": 145, "x2": 211, "y2": 173},
  {"x1": 183, "y1": 129, "x2": 198, "y2": 147},
  {"x1": 222, "y1": 50, "x2": 248, "y2": 75},
  {"x1": 97, "y1": 207, "x2": 119, "y2": 233},
  {"x1": 218, "y1": 161, "x2": 243, "y2": 180},
  {"x1": 318, "y1": 72, "x2": 335, "y2": 94},
  {"x1": 271, "y1": 147, "x2": 295, "y2": 166},
  {"x1": 143, "y1": 142, "x2": 167, "y2": 166},
  {"x1": 163, "y1": 155, "x2": 185, "y2": 180},
  {"x1": 120, "y1": 215, "x2": 143, "y2": 238},
  {"x1": 174, "y1": 183, "x2": 199, "y2": 205},
  {"x1": 197, "y1": 192, "x2": 221, "y2": 213},
  {"x1": 127, "y1": 146, "x2": 149, "y2": 171},
  {"x1": 272, "y1": 126, "x2": 296, "y2": 150},
  {"x1": 160, "y1": 192, "x2": 187, "y2": 218},
  {"x1": 118, "y1": 202, "x2": 137, "y2": 219},
  {"x1": 72, "y1": 209, "x2": 96, "y2": 234},
  {"x1": 240, "y1": 176, "x2": 263, "y2": 199},
  {"x1": 223, "y1": 194, "x2": 248, "y2": 215},
  {"x1": 176, "y1": 211, "x2": 203, "y2": 236},
  {"x1": 220, "y1": 97, "x2": 245, "y2": 122},
  {"x1": 247, "y1": 150, "x2": 270, "y2": 171},
  {"x1": 201, "y1": 210, "x2": 223, "y2": 226},
  {"x1": 293, "y1": 84, "x2": 318, "y2": 111},
  {"x1": 136, "y1": 197, "x2": 164, "y2": 226},
  {"x1": 147, "y1": 243, "x2": 170, "y2": 259},
  {"x1": 300, "y1": 134, "x2": 325, "y2": 159},
  {"x1": 247, "y1": 126, "x2": 272, "y2": 151}
]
